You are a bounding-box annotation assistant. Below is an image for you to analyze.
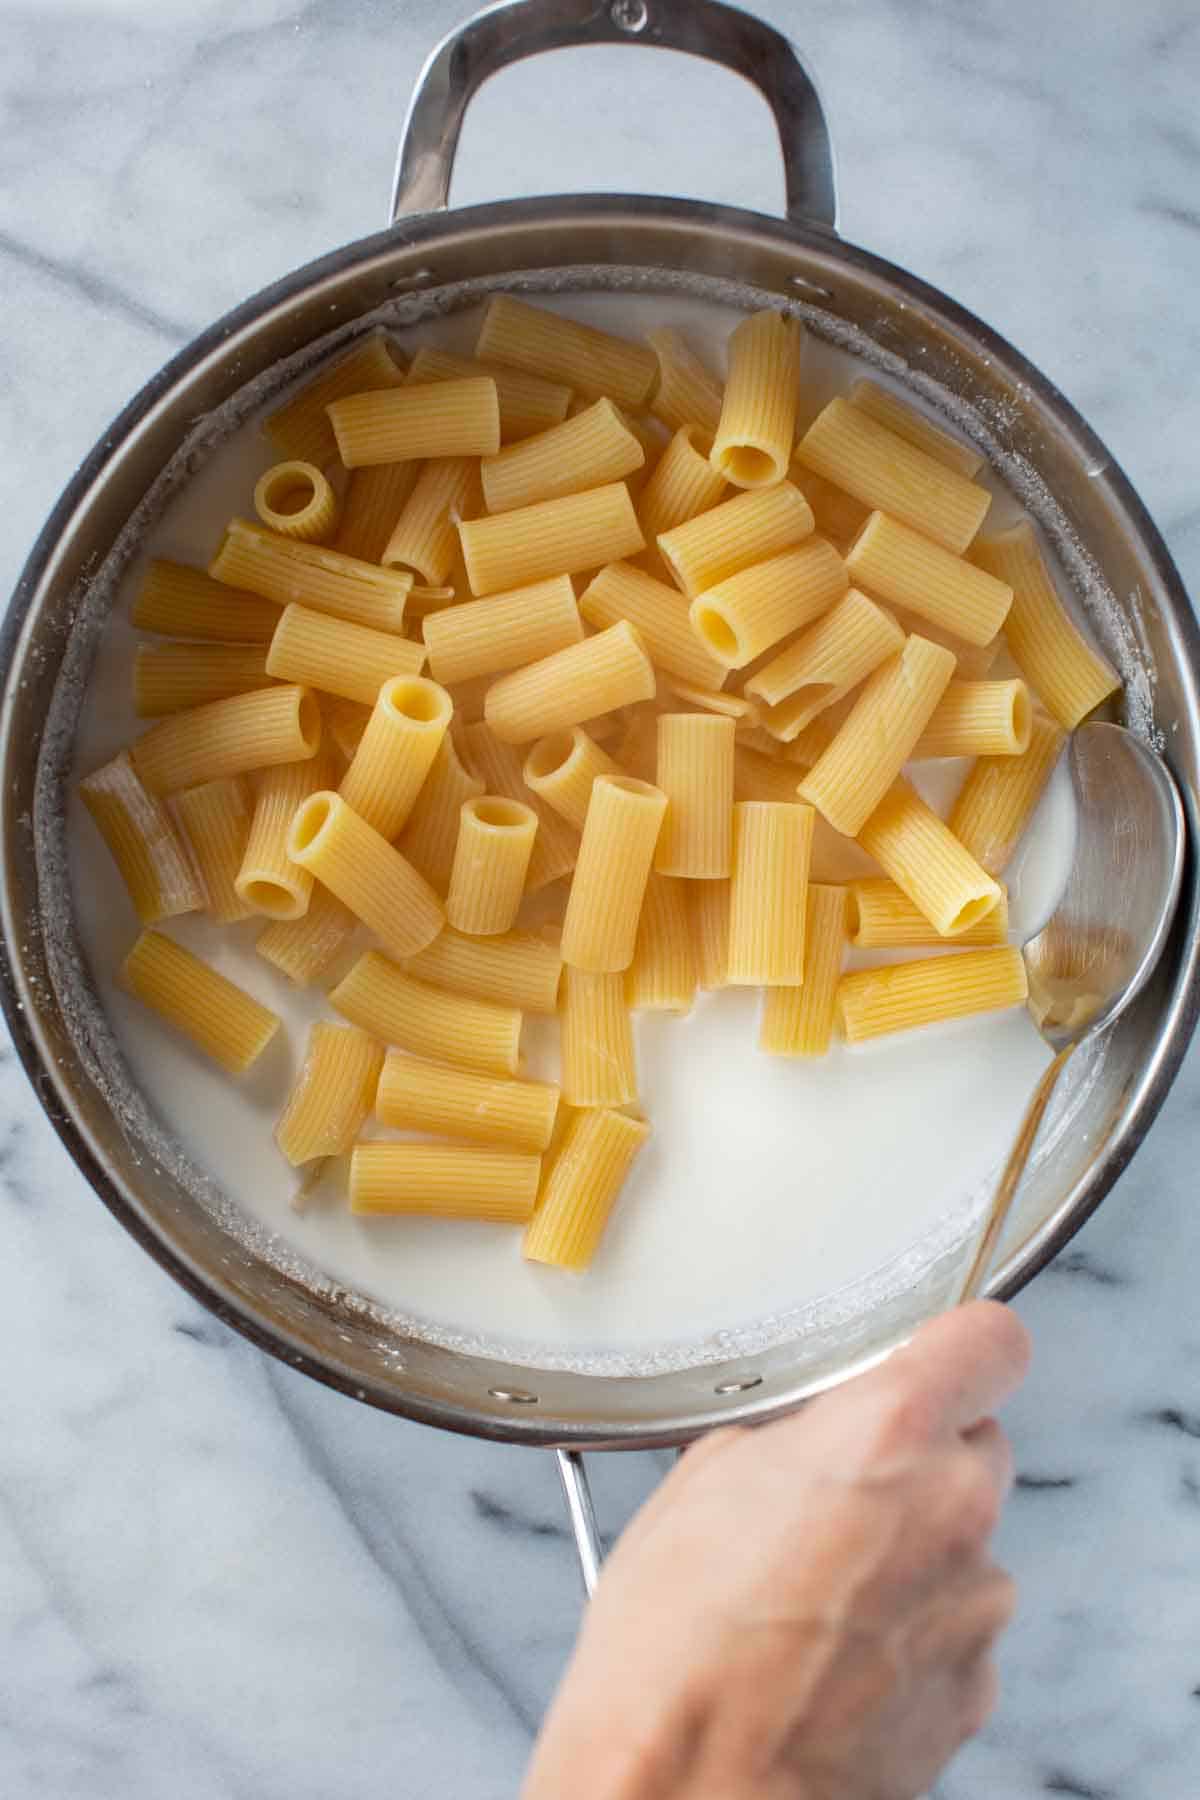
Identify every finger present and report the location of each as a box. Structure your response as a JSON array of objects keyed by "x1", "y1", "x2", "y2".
[
  {"x1": 884, "y1": 1301, "x2": 1031, "y2": 1438},
  {"x1": 962, "y1": 1416, "x2": 1015, "y2": 1497}
]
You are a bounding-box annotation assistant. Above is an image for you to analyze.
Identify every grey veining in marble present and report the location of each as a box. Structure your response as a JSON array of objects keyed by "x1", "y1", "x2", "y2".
[{"x1": 2, "y1": 2, "x2": 1200, "y2": 1795}]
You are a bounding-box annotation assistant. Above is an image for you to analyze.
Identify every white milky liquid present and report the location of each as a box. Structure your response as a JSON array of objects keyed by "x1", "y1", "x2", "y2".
[{"x1": 66, "y1": 294, "x2": 1076, "y2": 1369}]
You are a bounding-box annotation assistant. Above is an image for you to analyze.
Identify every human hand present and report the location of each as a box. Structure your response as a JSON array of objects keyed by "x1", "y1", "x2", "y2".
[{"x1": 524, "y1": 1300, "x2": 1030, "y2": 1800}]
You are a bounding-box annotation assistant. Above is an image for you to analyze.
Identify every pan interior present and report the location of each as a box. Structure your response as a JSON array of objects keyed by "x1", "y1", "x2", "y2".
[{"x1": 33, "y1": 262, "x2": 1153, "y2": 1390}]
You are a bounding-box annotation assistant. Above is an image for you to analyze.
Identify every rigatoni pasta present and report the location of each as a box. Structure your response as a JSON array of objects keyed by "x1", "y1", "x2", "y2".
[
  {"x1": 330, "y1": 951, "x2": 521, "y2": 1076},
  {"x1": 461, "y1": 720, "x2": 579, "y2": 890},
  {"x1": 382, "y1": 456, "x2": 480, "y2": 584},
  {"x1": 760, "y1": 883, "x2": 848, "y2": 1056},
  {"x1": 398, "y1": 729, "x2": 486, "y2": 892},
  {"x1": 559, "y1": 966, "x2": 637, "y2": 1106},
  {"x1": 256, "y1": 884, "x2": 358, "y2": 987},
  {"x1": 120, "y1": 930, "x2": 280, "y2": 1074},
  {"x1": 132, "y1": 559, "x2": 282, "y2": 644},
  {"x1": 476, "y1": 295, "x2": 658, "y2": 409},
  {"x1": 327, "y1": 376, "x2": 500, "y2": 466},
  {"x1": 837, "y1": 948, "x2": 1029, "y2": 1043},
  {"x1": 523, "y1": 727, "x2": 622, "y2": 829},
  {"x1": 406, "y1": 346, "x2": 571, "y2": 441},
  {"x1": 275, "y1": 1022, "x2": 383, "y2": 1166},
  {"x1": 459, "y1": 481, "x2": 644, "y2": 596},
  {"x1": 745, "y1": 586, "x2": 905, "y2": 740},
  {"x1": 265, "y1": 603, "x2": 425, "y2": 705},
  {"x1": 949, "y1": 712, "x2": 1067, "y2": 874},
  {"x1": 797, "y1": 636, "x2": 957, "y2": 837},
  {"x1": 654, "y1": 712, "x2": 735, "y2": 878},
  {"x1": 646, "y1": 326, "x2": 724, "y2": 435},
  {"x1": 236, "y1": 752, "x2": 331, "y2": 920},
  {"x1": 349, "y1": 1143, "x2": 539, "y2": 1222},
  {"x1": 210, "y1": 518, "x2": 412, "y2": 634},
  {"x1": 795, "y1": 397, "x2": 992, "y2": 553},
  {"x1": 376, "y1": 1052, "x2": 559, "y2": 1154},
  {"x1": 913, "y1": 679, "x2": 1033, "y2": 759},
  {"x1": 849, "y1": 878, "x2": 1010, "y2": 948},
  {"x1": 264, "y1": 332, "x2": 405, "y2": 465},
  {"x1": 132, "y1": 684, "x2": 321, "y2": 795},
  {"x1": 80, "y1": 751, "x2": 204, "y2": 924},
  {"x1": 726, "y1": 801, "x2": 814, "y2": 984},
  {"x1": 422, "y1": 575, "x2": 581, "y2": 686},
  {"x1": 484, "y1": 619, "x2": 655, "y2": 745},
  {"x1": 626, "y1": 874, "x2": 696, "y2": 1013},
  {"x1": 133, "y1": 644, "x2": 274, "y2": 718},
  {"x1": 688, "y1": 877, "x2": 730, "y2": 989},
  {"x1": 339, "y1": 674, "x2": 452, "y2": 838},
  {"x1": 253, "y1": 461, "x2": 339, "y2": 543},
  {"x1": 445, "y1": 796, "x2": 538, "y2": 936},
  {"x1": 333, "y1": 460, "x2": 420, "y2": 564},
  {"x1": 689, "y1": 537, "x2": 848, "y2": 670},
  {"x1": 657, "y1": 481, "x2": 814, "y2": 598},
  {"x1": 174, "y1": 775, "x2": 254, "y2": 924},
  {"x1": 844, "y1": 511, "x2": 1012, "y2": 648},
  {"x1": 711, "y1": 309, "x2": 801, "y2": 489},
  {"x1": 856, "y1": 778, "x2": 1003, "y2": 938},
  {"x1": 480, "y1": 398, "x2": 644, "y2": 513},
  {"x1": 523, "y1": 1106, "x2": 650, "y2": 1270},
  {"x1": 848, "y1": 379, "x2": 985, "y2": 478},
  {"x1": 287, "y1": 791, "x2": 443, "y2": 958},
  {"x1": 579, "y1": 561, "x2": 727, "y2": 691},
  {"x1": 404, "y1": 927, "x2": 562, "y2": 1015},
  {"x1": 970, "y1": 521, "x2": 1121, "y2": 727},
  {"x1": 561, "y1": 776, "x2": 667, "y2": 973},
  {"x1": 637, "y1": 424, "x2": 727, "y2": 571}
]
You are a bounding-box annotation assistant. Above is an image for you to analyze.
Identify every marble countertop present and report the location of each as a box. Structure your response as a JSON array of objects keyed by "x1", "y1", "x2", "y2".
[{"x1": 2, "y1": 1, "x2": 1199, "y2": 1794}]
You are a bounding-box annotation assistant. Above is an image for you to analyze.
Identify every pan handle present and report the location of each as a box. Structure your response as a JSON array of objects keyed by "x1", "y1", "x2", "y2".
[
  {"x1": 391, "y1": 0, "x2": 837, "y2": 230},
  {"x1": 556, "y1": 1449, "x2": 603, "y2": 1596}
]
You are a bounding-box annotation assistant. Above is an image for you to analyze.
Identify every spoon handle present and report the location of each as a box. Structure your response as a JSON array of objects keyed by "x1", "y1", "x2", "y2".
[{"x1": 958, "y1": 1042, "x2": 1077, "y2": 1304}]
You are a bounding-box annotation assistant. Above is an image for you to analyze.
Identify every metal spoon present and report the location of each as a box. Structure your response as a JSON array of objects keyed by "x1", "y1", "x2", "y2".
[{"x1": 959, "y1": 721, "x2": 1185, "y2": 1302}]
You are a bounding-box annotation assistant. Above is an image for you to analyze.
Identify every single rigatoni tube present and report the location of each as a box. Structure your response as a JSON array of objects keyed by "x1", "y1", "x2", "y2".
[
  {"x1": 327, "y1": 377, "x2": 500, "y2": 467},
  {"x1": 397, "y1": 730, "x2": 486, "y2": 892},
  {"x1": 797, "y1": 636, "x2": 957, "y2": 836},
  {"x1": 857, "y1": 779, "x2": 1003, "y2": 937},
  {"x1": 377, "y1": 1053, "x2": 559, "y2": 1153},
  {"x1": 132, "y1": 684, "x2": 321, "y2": 795},
  {"x1": 459, "y1": 482, "x2": 644, "y2": 596},
  {"x1": 654, "y1": 712, "x2": 735, "y2": 878},
  {"x1": 524, "y1": 1106, "x2": 650, "y2": 1271},
  {"x1": 174, "y1": 775, "x2": 254, "y2": 924},
  {"x1": 627, "y1": 873, "x2": 696, "y2": 1012},
  {"x1": 79, "y1": 751, "x2": 203, "y2": 924},
  {"x1": 350, "y1": 1143, "x2": 539, "y2": 1222},
  {"x1": 746, "y1": 587, "x2": 905, "y2": 741},
  {"x1": 209, "y1": 518, "x2": 412, "y2": 633},
  {"x1": 256, "y1": 884, "x2": 358, "y2": 987},
  {"x1": 638, "y1": 425, "x2": 727, "y2": 570},
  {"x1": 787, "y1": 462, "x2": 871, "y2": 548},
  {"x1": 657, "y1": 482, "x2": 814, "y2": 598},
  {"x1": 848, "y1": 380, "x2": 985, "y2": 478},
  {"x1": 844, "y1": 511, "x2": 1012, "y2": 648},
  {"x1": 330, "y1": 952, "x2": 521, "y2": 1076},
  {"x1": 561, "y1": 776, "x2": 667, "y2": 972},
  {"x1": 446, "y1": 796, "x2": 538, "y2": 935},
  {"x1": 120, "y1": 930, "x2": 279, "y2": 1074},
  {"x1": 275, "y1": 1022, "x2": 383, "y2": 1166},
  {"x1": 913, "y1": 679, "x2": 1033, "y2": 759},
  {"x1": 461, "y1": 722, "x2": 578, "y2": 889},
  {"x1": 132, "y1": 560, "x2": 282, "y2": 644},
  {"x1": 476, "y1": 295, "x2": 657, "y2": 409},
  {"x1": 949, "y1": 714, "x2": 1067, "y2": 874},
  {"x1": 333, "y1": 460, "x2": 420, "y2": 563},
  {"x1": 405, "y1": 927, "x2": 561, "y2": 1014},
  {"x1": 690, "y1": 538, "x2": 848, "y2": 670},
  {"x1": 970, "y1": 521, "x2": 1121, "y2": 727},
  {"x1": 647, "y1": 327, "x2": 724, "y2": 435},
  {"x1": 287, "y1": 792, "x2": 443, "y2": 957},
  {"x1": 133, "y1": 644, "x2": 274, "y2": 717},
  {"x1": 235, "y1": 752, "x2": 331, "y2": 919},
  {"x1": 849, "y1": 878, "x2": 1010, "y2": 948},
  {"x1": 523, "y1": 727, "x2": 622, "y2": 829},
  {"x1": 406, "y1": 346, "x2": 572, "y2": 441},
  {"x1": 382, "y1": 456, "x2": 480, "y2": 584},
  {"x1": 888, "y1": 605, "x2": 1001, "y2": 680},
  {"x1": 484, "y1": 619, "x2": 655, "y2": 745},
  {"x1": 727, "y1": 801, "x2": 814, "y2": 985},
  {"x1": 785, "y1": 694, "x2": 865, "y2": 768},
  {"x1": 480, "y1": 398, "x2": 644, "y2": 513},
  {"x1": 338, "y1": 674, "x2": 452, "y2": 837},
  {"x1": 579, "y1": 561, "x2": 727, "y2": 690},
  {"x1": 838, "y1": 947, "x2": 1029, "y2": 1043},
  {"x1": 423, "y1": 575, "x2": 581, "y2": 685},
  {"x1": 253, "y1": 460, "x2": 339, "y2": 542},
  {"x1": 324, "y1": 696, "x2": 371, "y2": 765},
  {"x1": 795, "y1": 398, "x2": 992, "y2": 553},
  {"x1": 711, "y1": 310, "x2": 801, "y2": 488},
  {"x1": 560, "y1": 966, "x2": 637, "y2": 1106},
  {"x1": 266, "y1": 603, "x2": 425, "y2": 705},
  {"x1": 688, "y1": 877, "x2": 730, "y2": 988},
  {"x1": 760, "y1": 883, "x2": 848, "y2": 1057},
  {"x1": 265, "y1": 334, "x2": 405, "y2": 464}
]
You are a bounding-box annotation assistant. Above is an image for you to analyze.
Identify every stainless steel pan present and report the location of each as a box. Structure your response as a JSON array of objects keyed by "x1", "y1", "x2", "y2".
[{"x1": 4, "y1": 0, "x2": 1198, "y2": 1580}]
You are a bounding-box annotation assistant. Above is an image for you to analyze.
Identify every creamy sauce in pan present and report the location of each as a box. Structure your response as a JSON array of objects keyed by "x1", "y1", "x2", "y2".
[{"x1": 67, "y1": 296, "x2": 1077, "y2": 1365}]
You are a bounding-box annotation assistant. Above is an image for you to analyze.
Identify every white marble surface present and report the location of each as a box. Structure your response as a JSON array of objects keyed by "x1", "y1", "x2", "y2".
[{"x1": 2, "y1": 1, "x2": 1200, "y2": 1794}]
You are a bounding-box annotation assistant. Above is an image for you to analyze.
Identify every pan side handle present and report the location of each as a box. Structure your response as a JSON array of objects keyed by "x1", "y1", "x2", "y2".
[{"x1": 391, "y1": 0, "x2": 837, "y2": 230}]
